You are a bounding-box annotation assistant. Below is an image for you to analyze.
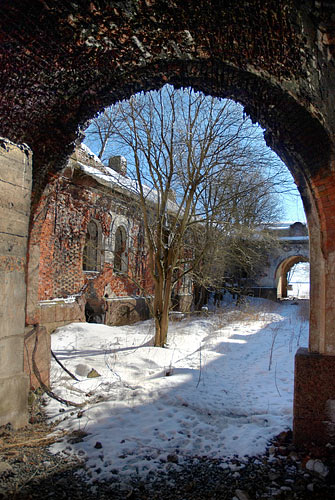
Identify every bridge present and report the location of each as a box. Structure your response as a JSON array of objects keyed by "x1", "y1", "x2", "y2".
[{"x1": 251, "y1": 222, "x2": 309, "y2": 300}]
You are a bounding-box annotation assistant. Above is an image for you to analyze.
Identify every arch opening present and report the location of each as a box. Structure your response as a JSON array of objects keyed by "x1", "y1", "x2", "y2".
[
  {"x1": 276, "y1": 255, "x2": 309, "y2": 300},
  {"x1": 83, "y1": 219, "x2": 102, "y2": 272},
  {"x1": 114, "y1": 225, "x2": 128, "y2": 274},
  {"x1": 2, "y1": 0, "x2": 335, "y2": 449},
  {"x1": 287, "y1": 261, "x2": 310, "y2": 299}
]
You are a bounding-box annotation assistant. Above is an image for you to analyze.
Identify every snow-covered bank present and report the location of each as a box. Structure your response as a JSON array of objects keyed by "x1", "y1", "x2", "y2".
[{"x1": 46, "y1": 298, "x2": 308, "y2": 482}]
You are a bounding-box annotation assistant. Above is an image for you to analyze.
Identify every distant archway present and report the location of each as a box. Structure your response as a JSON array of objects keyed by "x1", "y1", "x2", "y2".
[
  {"x1": 287, "y1": 261, "x2": 310, "y2": 299},
  {"x1": 276, "y1": 255, "x2": 309, "y2": 299}
]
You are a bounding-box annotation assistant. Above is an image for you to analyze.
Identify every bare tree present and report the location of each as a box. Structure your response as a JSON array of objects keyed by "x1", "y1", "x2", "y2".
[
  {"x1": 84, "y1": 86, "x2": 290, "y2": 346},
  {"x1": 189, "y1": 166, "x2": 282, "y2": 308},
  {"x1": 84, "y1": 108, "x2": 121, "y2": 161}
]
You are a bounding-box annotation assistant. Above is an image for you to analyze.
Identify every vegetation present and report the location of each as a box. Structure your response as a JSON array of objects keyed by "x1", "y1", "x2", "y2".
[{"x1": 84, "y1": 86, "x2": 291, "y2": 346}]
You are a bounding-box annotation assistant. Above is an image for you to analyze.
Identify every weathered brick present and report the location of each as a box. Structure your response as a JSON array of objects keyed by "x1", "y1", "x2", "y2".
[{"x1": 26, "y1": 146, "x2": 154, "y2": 331}]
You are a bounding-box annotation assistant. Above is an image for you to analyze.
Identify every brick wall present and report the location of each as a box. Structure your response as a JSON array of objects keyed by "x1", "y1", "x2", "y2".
[{"x1": 26, "y1": 147, "x2": 155, "y2": 332}]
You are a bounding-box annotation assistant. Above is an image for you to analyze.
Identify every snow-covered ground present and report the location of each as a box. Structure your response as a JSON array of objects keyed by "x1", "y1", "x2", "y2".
[
  {"x1": 288, "y1": 262, "x2": 310, "y2": 299},
  {"x1": 46, "y1": 298, "x2": 309, "y2": 483}
]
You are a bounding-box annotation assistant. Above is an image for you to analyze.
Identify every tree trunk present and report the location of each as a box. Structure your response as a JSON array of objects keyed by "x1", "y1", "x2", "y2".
[
  {"x1": 153, "y1": 275, "x2": 172, "y2": 347},
  {"x1": 194, "y1": 285, "x2": 208, "y2": 311}
]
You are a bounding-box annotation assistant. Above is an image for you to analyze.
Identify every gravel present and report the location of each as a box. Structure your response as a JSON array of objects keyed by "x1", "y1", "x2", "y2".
[{"x1": 1, "y1": 403, "x2": 335, "y2": 499}]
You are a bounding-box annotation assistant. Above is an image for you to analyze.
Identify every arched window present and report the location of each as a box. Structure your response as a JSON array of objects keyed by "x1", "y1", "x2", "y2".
[
  {"x1": 83, "y1": 220, "x2": 100, "y2": 271},
  {"x1": 114, "y1": 226, "x2": 127, "y2": 273}
]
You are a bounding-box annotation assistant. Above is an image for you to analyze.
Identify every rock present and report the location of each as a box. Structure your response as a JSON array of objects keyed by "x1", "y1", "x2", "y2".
[
  {"x1": 56, "y1": 478, "x2": 68, "y2": 486},
  {"x1": 87, "y1": 368, "x2": 101, "y2": 378},
  {"x1": 280, "y1": 486, "x2": 291, "y2": 491},
  {"x1": 75, "y1": 363, "x2": 91, "y2": 377},
  {"x1": 235, "y1": 489, "x2": 251, "y2": 500},
  {"x1": 268, "y1": 472, "x2": 280, "y2": 481},
  {"x1": 289, "y1": 451, "x2": 299, "y2": 461},
  {"x1": 94, "y1": 441, "x2": 103, "y2": 449},
  {"x1": 305, "y1": 459, "x2": 329, "y2": 478},
  {"x1": 167, "y1": 454, "x2": 179, "y2": 464}
]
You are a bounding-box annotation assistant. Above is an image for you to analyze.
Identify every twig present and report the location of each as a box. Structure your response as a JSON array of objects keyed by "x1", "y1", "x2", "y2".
[
  {"x1": 296, "y1": 323, "x2": 303, "y2": 346},
  {"x1": 51, "y1": 350, "x2": 79, "y2": 381},
  {"x1": 196, "y1": 342, "x2": 202, "y2": 388},
  {"x1": 268, "y1": 326, "x2": 279, "y2": 371},
  {"x1": 274, "y1": 362, "x2": 281, "y2": 397},
  {"x1": 32, "y1": 328, "x2": 85, "y2": 408}
]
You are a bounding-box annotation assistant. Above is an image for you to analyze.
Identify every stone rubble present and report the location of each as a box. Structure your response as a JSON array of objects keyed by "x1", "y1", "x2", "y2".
[{"x1": 1, "y1": 421, "x2": 335, "y2": 499}]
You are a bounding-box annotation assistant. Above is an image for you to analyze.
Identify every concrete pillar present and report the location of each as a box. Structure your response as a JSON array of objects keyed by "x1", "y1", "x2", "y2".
[{"x1": 0, "y1": 138, "x2": 31, "y2": 428}]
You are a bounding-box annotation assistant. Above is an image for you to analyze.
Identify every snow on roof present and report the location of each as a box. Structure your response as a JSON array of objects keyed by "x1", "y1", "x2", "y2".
[
  {"x1": 80, "y1": 143, "x2": 104, "y2": 165},
  {"x1": 77, "y1": 159, "x2": 180, "y2": 214},
  {"x1": 278, "y1": 236, "x2": 309, "y2": 241}
]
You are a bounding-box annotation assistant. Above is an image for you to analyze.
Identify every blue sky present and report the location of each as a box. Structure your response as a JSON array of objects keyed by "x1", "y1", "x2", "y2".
[
  {"x1": 83, "y1": 89, "x2": 307, "y2": 225},
  {"x1": 282, "y1": 188, "x2": 306, "y2": 223}
]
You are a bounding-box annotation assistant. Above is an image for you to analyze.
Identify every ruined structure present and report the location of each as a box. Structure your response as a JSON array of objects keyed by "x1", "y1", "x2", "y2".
[
  {"x1": 26, "y1": 145, "x2": 153, "y2": 335},
  {"x1": 24, "y1": 144, "x2": 192, "y2": 387},
  {"x1": 252, "y1": 222, "x2": 309, "y2": 299},
  {"x1": 1, "y1": 0, "x2": 335, "y2": 446}
]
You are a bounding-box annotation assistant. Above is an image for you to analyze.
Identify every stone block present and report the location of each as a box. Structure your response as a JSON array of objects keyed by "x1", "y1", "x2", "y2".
[
  {"x1": 0, "y1": 373, "x2": 29, "y2": 429},
  {"x1": 63, "y1": 304, "x2": 72, "y2": 321},
  {"x1": 293, "y1": 347, "x2": 335, "y2": 447},
  {"x1": 106, "y1": 297, "x2": 150, "y2": 326},
  {"x1": 0, "y1": 270, "x2": 26, "y2": 339},
  {"x1": 0, "y1": 233, "x2": 27, "y2": 259},
  {"x1": 55, "y1": 303, "x2": 66, "y2": 322},
  {"x1": 0, "y1": 335, "x2": 25, "y2": 378},
  {"x1": 40, "y1": 304, "x2": 56, "y2": 324},
  {"x1": 26, "y1": 244, "x2": 40, "y2": 322}
]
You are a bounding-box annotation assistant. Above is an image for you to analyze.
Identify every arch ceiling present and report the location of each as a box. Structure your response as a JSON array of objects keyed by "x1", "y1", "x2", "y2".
[{"x1": 1, "y1": 0, "x2": 335, "y2": 202}]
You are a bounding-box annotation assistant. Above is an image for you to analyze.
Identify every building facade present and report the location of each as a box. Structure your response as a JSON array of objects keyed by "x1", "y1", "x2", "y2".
[{"x1": 26, "y1": 145, "x2": 156, "y2": 334}]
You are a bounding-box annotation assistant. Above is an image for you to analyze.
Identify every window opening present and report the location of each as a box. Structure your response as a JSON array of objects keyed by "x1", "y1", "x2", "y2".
[
  {"x1": 114, "y1": 226, "x2": 127, "y2": 272},
  {"x1": 83, "y1": 220, "x2": 99, "y2": 271}
]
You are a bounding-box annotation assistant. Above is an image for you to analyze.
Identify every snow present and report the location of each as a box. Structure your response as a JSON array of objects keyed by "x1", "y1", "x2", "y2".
[
  {"x1": 81, "y1": 143, "x2": 104, "y2": 165},
  {"x1": 278, "y1": 236, "x2": 309, "y2": 241},
  {"x1": 288, "y1": 262, "x2": 310, "y2": 299},
  {"x1": 77, "y1": 162, "x2": 179, "y2": 214},
  {"x1": 46, "y1": 298, "x2": 308, "y2": 482},
  {"x1": 40, "y1": 295, "x2": 79, "y2": 305}
]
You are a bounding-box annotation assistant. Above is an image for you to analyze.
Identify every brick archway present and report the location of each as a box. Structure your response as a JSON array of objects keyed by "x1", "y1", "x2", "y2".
[{"x1": 1, "y1": 0, "x2": 335, "y2": 445}]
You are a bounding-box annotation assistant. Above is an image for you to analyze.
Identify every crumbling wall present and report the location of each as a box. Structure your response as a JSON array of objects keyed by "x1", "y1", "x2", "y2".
[{"x1": 26, "y1": 148, "x2": 154, "y2": 333}]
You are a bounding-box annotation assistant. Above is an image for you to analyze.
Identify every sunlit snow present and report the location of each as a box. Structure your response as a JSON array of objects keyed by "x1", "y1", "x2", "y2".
[
  {"x1": 288, "y1": 262, "x2": 310, "y2": 299},
  {"x1": 46, "y1": 297, "x2": 309, "y2": 482}
]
